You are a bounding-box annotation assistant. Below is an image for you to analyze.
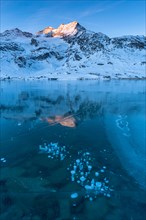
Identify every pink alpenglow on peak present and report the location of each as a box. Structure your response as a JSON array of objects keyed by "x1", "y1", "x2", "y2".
[
  {"x1": 36, "y1": 26, "x2": 55, "y2": 35},
  {"x1": 36, "y1": 21, "x2": 85, "y2": 37},
  {"x1": 54, "y1": 21, "x2": 79, "y2": 36}
]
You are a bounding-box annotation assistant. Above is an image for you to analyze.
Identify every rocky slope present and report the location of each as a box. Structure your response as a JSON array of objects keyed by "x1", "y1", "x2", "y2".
[{"x1": 0, "y1": 21, "x2": 146, "y2": 79}]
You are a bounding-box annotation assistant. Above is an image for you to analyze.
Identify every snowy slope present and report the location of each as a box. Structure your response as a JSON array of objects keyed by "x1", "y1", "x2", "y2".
[{"x1": 0, "y1": 21, "x2": 146, "y2": 79}]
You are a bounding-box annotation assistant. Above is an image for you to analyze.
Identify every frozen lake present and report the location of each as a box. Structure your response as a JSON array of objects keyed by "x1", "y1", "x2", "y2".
[{"x1": 0, "y1": 80, "x2": 146, "y2": 219}]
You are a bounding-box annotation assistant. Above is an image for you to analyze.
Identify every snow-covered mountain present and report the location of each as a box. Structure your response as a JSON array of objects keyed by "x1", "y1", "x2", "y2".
[{"x1": 0, "y1": 21, "x2": 146, "y2": 79}]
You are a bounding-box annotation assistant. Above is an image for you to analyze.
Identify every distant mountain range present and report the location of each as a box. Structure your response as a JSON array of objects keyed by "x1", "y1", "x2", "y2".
[{"x1": 0, "y1": 21, "x2": 146, "y2": 79}]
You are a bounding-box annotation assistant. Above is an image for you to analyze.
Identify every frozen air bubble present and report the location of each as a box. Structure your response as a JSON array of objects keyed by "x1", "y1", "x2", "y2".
[
  {"x1": 71, "y1": 193, "x2": 78, "y2": 199},
  {"x1": 85, "y1": 185, "x2": 92, "y2": 190},
  {"x1": 95, "y1": 172, "x2": 99, "y2": 177},
  {"x1": 76, "y1": 159, "x2": 80, "y2": 165},
  {"x1": 107, "y1": 193, "x2": 111, "y2": 197},
  {"x1": 100, "y1": 169, "x2": 105, "y2": 173},
  {"x1": 88, "y1": 165, "x2": 92, "y2": 171},
  {"x1": 80, "y1": 176, "x2": 86, "y2": 182},
  {"x1": 95, "y1": 182, "x2": 102, "y2": 188},
  {"x1": 89, "y1": 197, "x2": 93, "y2": 201},
  {"x1": 1, "y1": 158, "x2": 5, "y2": 161},
  {"x1": 71, "y1": 170, "x2": 76, "y2": 175}
]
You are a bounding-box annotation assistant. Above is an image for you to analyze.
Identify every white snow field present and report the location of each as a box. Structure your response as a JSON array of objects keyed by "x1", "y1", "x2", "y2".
[{"x1": 0, "y1": 21, "x2": 146, "y2": 80}]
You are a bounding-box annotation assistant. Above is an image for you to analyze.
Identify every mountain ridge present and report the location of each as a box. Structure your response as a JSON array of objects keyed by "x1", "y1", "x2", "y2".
[
  {"x1": 1, "y1": 21, "x2": 145, "y2": 39},
  {"x1": 0, "y1": 21, "x2": 146, "y2": 80}
]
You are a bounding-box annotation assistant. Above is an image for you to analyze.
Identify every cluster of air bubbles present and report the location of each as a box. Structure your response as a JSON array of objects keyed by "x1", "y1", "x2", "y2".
[
  {"x1": 116, "y1": 115, "x2": 130, "y2": 137},
  {"x1": 39, "y1": 142, "x2": 67, "y2": 161},
  {"x1": 0, "y1": 157, "x2": 7, "y2": 163},
  {"x1": 39, "y1": 143, "x2": 113, "y2": 201},
  {"x1": 67, "y1": 151, "x2": 112, "y2": 201}
]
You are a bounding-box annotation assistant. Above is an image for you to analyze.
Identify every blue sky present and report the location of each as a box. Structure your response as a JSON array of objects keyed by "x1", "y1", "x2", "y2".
[{"x1": 1, "y1": 0, "x2": 145, "y2": 37}]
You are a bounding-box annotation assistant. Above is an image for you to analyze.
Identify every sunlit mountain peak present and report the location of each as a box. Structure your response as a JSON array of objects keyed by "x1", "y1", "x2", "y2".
[{"x1": 36, "y1": 21, "x2": 85, "y2": 37}]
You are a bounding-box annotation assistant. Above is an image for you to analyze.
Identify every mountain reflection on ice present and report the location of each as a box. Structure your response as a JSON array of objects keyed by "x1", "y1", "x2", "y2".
[
  {"x1": 0, "y1": 80, "x2": 146, "y2": 219},
  {"x1": 44, "y1": 115, "x2": 77, "y2": 128}
]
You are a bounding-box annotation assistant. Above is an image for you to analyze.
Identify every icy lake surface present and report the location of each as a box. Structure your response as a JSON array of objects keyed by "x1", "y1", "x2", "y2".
[{"x1": 0, "y1": 80, "x2": 146, "y2": 219}]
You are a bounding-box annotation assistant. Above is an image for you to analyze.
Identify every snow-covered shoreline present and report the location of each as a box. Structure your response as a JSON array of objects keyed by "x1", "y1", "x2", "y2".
[{"x1": 0, "y1": 74, "x2": 146, "y2": 81}]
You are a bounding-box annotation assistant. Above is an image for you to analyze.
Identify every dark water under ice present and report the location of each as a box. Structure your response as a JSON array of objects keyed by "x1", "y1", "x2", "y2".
[{"x1": 0, "y1": 80, "x2": 146, "y2": 220}]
